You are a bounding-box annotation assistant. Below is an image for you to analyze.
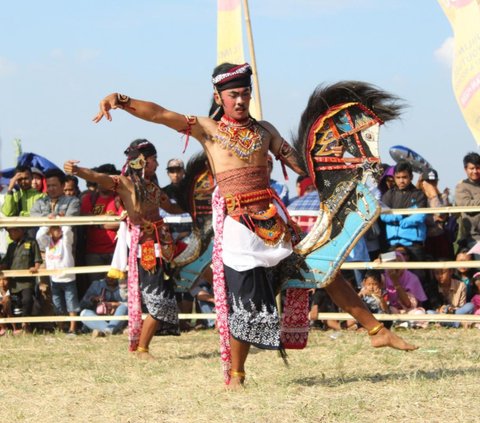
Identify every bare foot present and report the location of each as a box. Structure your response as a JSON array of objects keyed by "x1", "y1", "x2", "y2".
[
  {"x1": 226, "y1": 376, "x2": 245, "y2": 390},
  {"x1": 370, "y1": 327, "x2": 418, "y2": 351},
  {"x1": 135, "y1": 350, "x2": 156, "y2": 361}
]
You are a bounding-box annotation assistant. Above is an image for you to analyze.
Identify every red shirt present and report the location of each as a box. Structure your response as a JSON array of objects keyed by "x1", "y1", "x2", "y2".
[{"x1": 81, "y1": 192, "x2": 123, "y2": 254}]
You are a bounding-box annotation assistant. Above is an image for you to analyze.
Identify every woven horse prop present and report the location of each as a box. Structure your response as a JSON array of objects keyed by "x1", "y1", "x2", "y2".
[
  {"x1": 172, "y1": 153, "x2": 215, "y2": 292},
  {"x1": 283, "y1": 81, "x2": 403, "y2": 290}
]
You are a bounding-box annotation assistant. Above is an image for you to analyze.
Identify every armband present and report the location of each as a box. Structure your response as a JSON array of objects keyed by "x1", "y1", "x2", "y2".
[
  {"x1": 111, "y1": 176, "x2": 120, "y2": 193},
  {"x1": 178, "y1": 115, "x2": 197, "y2": 153},
  {"x1": 275, "y1": 139, "x2": 294, "y2": 160}
]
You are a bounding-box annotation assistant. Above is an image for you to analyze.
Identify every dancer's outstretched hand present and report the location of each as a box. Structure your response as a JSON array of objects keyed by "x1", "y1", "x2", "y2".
[{"x1": 93, "y1": 93, "x2": 119, "y2": 123}]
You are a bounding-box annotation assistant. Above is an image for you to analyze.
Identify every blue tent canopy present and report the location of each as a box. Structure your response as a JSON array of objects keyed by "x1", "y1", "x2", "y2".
[{"x1": 0, "y1": 152, "x2": 61, "y2": 181}]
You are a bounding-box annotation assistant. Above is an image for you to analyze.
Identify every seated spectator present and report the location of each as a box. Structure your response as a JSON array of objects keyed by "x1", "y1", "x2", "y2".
[
  {"x1": 0, "y1": 227, "x2": 42, "y2": 333},
  {"x1": 0, "y1": 277, "x2": 17, "y2": 335},
  {"x1": 428, "y1": 264, "x2": 474, "y2": 328},
  {"x1": 383, "y1": 251, "x2": 427, "y2": 324},
  {"x1": 79, "y1": 274, "x2": 127, "y2": 337},
  {"x1": 358, "y1": 270, "x2": 389, "y2": 315},
  {"x1": 309, "y1": 287, "x2": 342, "y2": 331},
  {"x1": 190, "y1": 267, "x2": 215, "y2": 330},
  {"x1": 36, "y1": 225, "x2": 80, "y2": 335},
  {"x1": 453, "y1": 248, "x2": 476, "y2": 301},
  {"x1": 471, "y1": 273, "x2": 480, "y2": 328}
]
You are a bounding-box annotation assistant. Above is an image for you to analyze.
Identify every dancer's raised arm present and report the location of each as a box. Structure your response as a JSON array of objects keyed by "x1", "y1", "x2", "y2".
[{"x1": 92, "y1": 93, "x2": 210, "y2": 143}]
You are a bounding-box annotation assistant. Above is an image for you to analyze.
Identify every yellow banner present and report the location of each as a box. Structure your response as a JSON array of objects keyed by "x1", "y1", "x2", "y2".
[
  {"x1": 217, "y1": 0, "x2": 260, "y2": 119},
  {"x1": 217, "y1": 0, "x2": 245, "y2": 65},
  {"x1": 438, "y1": 0, "x2": 480, "y2": 145}
]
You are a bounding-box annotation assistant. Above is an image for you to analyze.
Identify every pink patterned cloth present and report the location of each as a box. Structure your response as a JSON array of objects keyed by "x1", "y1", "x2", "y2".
[
  {"x1": 211, "y1": 189, "x2": 232, "y2": 384},
  {"x1": 280, "y1": 288, "x2": 310, "y2": 349},
  {"x1": 127, "y1": 223, "x2": 143, "y2": 351}
]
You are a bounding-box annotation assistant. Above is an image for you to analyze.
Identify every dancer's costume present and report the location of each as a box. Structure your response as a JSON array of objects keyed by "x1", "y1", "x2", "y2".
[
  {"x1": 108, "y1": 143, "x2": 182, "y2": 351},
  {"x1": 209, "y1": 113, "x2": 303, "y2": 382}
]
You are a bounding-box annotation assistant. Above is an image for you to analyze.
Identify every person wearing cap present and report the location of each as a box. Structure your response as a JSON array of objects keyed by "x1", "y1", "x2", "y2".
[
  {"x1": 30, "y1": 167, "x2": 46, "y2": 193},
  {"x1": 164, "y1": 158, "x2": 185, "y2": 195},
  {"x1": 417, "y1": 168, "x2": 452, "y2": 260},
  {"x1": 162, "y1": 157, "x2": 194, "y2": 331},
  {"x1": 91, "y1": 62, "x2": 416, "y2": 387},
  {"x1": 1, "y1": 165, "x2": 45, "y2": 217},
  {"x1": 455, "y1": 152, "x2": 480, "y2": 256},
  {"x1": 64, "y1": 139, "x2": 184, "y2": 359}
]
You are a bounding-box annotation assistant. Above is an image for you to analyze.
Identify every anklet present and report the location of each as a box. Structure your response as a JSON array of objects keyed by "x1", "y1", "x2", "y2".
[
  {"x1": 137, "y1": 346, "x2": 149, "y2": 353},
  {"x1": 230, "y1": 370, "x2": 246, "y2": 378},
  {"x1": 368, "y1": 323, "x2": 384, "y2": 336}
]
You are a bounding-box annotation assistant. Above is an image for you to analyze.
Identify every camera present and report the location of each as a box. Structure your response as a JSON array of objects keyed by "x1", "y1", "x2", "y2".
[{"x1": 380, "y1": 251, "x2": 397, "y2": 262}]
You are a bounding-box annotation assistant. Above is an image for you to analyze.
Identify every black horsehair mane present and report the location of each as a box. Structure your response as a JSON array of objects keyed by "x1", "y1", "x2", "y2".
[{"x1": 292, "y1": 81, "x2": 405, "y2": 174}]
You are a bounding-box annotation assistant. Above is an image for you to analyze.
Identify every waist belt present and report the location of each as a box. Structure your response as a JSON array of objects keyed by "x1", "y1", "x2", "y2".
[
  {"x1": 224, "y1": 188, "x2": 274, "y2": 214},
  {"x1": 141, "y1": 218, "x2": 165, "y2": 235}
]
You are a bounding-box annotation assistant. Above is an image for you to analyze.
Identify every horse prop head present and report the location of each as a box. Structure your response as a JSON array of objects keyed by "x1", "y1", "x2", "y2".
[{"x1": 288, "y1": 81, "x2": 403, "y2": 287}]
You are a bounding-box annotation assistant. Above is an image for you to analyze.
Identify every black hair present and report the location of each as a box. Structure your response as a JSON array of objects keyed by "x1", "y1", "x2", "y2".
[
  {"x1": 394, "y1": 160, "x2": 413, "y2": 177},
  {"x1": 14, "y1": 165, "x2": 32, "y2": 175},
  {"x1": 96, "y1": 163, "x2": 120, "y2": 175},
  {"x1": 44, "y1": 169, "x2": 66, "y2": 184},
  {"x1": 364, "y1": 269, "x2": 382, "y2": 284},
  {"x1": 463, "y1": 152, "x2": 480, "y2": 168}
]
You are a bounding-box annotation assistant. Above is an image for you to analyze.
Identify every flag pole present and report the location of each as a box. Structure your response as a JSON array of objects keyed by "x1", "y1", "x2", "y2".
[{"x1": 242, "y1": 0, "x2": 263, "y2": 120}]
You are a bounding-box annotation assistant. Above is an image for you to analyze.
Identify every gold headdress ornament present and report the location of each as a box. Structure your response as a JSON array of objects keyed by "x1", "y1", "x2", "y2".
[{"x1": 129, "y1": 154, "x2": 146, "y2": 170}]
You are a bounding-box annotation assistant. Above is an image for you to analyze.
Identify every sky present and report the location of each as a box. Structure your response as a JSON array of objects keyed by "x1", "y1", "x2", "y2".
[{"x1": 0, "y1": 0, "x2": 476, "y2": 196}]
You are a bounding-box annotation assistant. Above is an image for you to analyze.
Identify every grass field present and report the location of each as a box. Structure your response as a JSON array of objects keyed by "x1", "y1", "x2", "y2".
[{"x1": 1, "y1": 327, "x2": 479, "y2": 423}]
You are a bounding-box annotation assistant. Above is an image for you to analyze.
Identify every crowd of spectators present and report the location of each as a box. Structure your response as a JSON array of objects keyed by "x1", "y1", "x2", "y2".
[{"x1": 1, "y1": 151, "x2": 480, "y2": 336}]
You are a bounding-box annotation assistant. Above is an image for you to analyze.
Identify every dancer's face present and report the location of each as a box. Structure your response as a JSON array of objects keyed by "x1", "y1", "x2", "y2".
[
  {"x1": 217, "y1": 87, "x2": 251, "y2": 121},
  {"x1": 144, "y1": 155, "x2": 158, "y2": 178}
]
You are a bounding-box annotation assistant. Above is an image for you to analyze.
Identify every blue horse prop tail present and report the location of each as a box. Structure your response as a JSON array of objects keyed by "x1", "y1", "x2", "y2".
[{"x1": 286, "y1": 81, "x2": 404, "y2": 289}]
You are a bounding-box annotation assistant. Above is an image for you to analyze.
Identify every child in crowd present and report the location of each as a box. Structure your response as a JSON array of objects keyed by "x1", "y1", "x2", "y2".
[
  {"x1": 36, "y1": 225, "x2": 80, "y2": 335},
  {"x1": 358, "y1": 270, "x2": 388, "y2": 314},
  {"x1": 383, "y1": 251, "x2": 428, "y2": 328},
  {"x1": 429, "y1": 264, "x2": 474, "y2": 328},
  {"x1": 453, "y1": 248, "x2": 476, "y2": 301},
  {"x1": 0, "y1": 277, "x2": 16, "y2": 335},
  {"x1": 470, "y1": 273, "x2": 480, "y2": 329},
  {"x1": 0, "y1": 227, "x2": 42, "y2": 333}
]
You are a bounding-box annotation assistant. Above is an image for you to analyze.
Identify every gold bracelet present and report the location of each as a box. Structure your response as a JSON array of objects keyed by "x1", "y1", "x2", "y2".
[
  {"x1": 230, "y1": 370, "x2": 246, "y2": 378},
  {"x1": 136, "y1": 346, "x2": 149, "y2": 353},
  {"x1": 367, "y1": 323, "x2": 384, "y2": 336}
]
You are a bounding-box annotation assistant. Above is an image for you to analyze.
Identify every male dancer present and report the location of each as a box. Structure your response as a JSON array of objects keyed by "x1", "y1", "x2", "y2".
[
  {"x1": 91, "y1": 63, "x2": 416, "y2": 387},
  {"x1": 65, "y1": 139, "x2": 183, "y2": 359}
]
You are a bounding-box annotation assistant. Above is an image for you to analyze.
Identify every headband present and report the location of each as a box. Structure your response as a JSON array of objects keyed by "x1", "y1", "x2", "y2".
[{"x1": 212, "y1": 63, "x2": 252, "y2": 92}]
